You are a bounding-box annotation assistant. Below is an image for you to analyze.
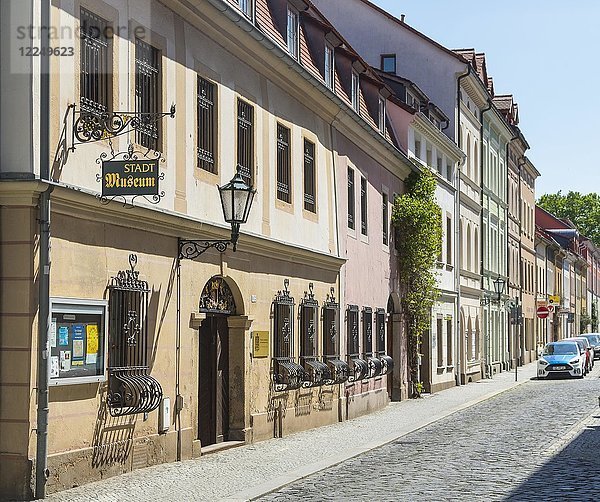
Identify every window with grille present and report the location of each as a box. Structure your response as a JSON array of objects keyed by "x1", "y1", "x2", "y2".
[
  {"x1": 107, "y1": 255, "x2": 162, "y2": 416},
  {"x1": 287, "y1": 6, "x2": 299, "y2": 59},
  {"x1": 346, "y1": 305, "x2": 359, "y2": 358},
  {"x1": 273, "y1": 281, "x2": 294, "y2": 361},
  {"x1": 237, "y1": 99, "x2": 254, "y2": 186},
  {"x1": 197, "y1": 76, "x2": 217, "y2": 173},
  {"x1": 135, "y1": 38, "x2": 161, "y2": 151},
  {"x1": 362, "y1": 307, "x2": 373, "y2": 357},
  {"x1": 276, "y1": 123, "x2": 291, "y2": 202},
  {"x1": 303, "y1": 139, "x2": 316, "y2": 212},
  {"x1": 272, "y1": 279, "x2": 305, "y2": 391},
  {"x1": 324, "y1": 44, "x2": 334, "y2": 89},
  {"x1": 300, "y1": 286, "x2": 318, "y2": 360},
  {"x1": 348, "y1": 168, "x2": 355, "y2": 229},
  {"x1": 80, "y1": 8, "x2": 110, "y2": 114},
  {"x1": 376, "y1": 308, "x2": 386, "y2": 354},
  {"x1": 361, "y1": 176, "x2": 368, "y2": 235},
  {"x1": 322, "y1": 291, "x2": 339, "y2": 360},
  {"x1": 382, "y1": 192, "x2": 388, "y2": 245}
]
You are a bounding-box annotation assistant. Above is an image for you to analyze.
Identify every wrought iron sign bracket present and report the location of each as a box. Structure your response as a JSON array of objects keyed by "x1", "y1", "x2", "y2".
[
  {"x1": 70, "y1": 103, "x2": 176, "y2": 150},
  {"x1": 178, "y1": 238, "x2": 233, "y2": 261}
]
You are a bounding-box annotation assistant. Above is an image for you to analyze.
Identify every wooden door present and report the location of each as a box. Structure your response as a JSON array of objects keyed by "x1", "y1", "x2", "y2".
[{"x1": 198, "y1": 316, "x2": 229, "y2": 446}]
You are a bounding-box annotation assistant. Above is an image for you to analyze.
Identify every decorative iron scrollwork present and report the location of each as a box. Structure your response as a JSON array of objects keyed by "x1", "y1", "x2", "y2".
[
  {"x1": 367, "y1": 356, "x2": 383, "y2": 378},
  {"x1": 107, "y1": 367, "x2": 163, "y2": 417},
  {"x1": 301, "y1": 358, "x2": 331, "y2": 388},
  {"x1": 178, "y1": 239, "x2": 231, "y2": 260},
  {"x1": 273, "y1": 359, "x2": 306, "y2": 392},
  {"x1": 72, "y1": 103, "x2": 176, "y2": 148},
  {"x1": 199, "y1": 276, "x2": 236, "y2": 314},
  {"x1": 347, "y1": 357, "x2": 369, "y2": 382},
  {"x1": 324, "y1": 358, "x2": 350, "y2": 384},
  {"x1": 379, "y1": 354, "x2": 394, "y2": 375},
  {"x1": 95, "y1": 144, "x2": 166, "y2": 208}
]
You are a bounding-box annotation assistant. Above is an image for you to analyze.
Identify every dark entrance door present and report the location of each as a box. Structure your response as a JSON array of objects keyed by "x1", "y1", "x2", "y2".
[{"x1": 198, "y1": 315, "x2": 229, "y2": 446}]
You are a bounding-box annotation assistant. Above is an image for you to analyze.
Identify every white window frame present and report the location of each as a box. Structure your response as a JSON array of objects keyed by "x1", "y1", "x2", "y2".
[
  {"x1": 324, "y1": 43, "x2": 334, "y2": 90},
  {"x1": 49, "y1": 297, "x2": 108, "y2": 386},
  {"x1": 351, "y1": 70, "x2": 360, "y2": 111},
  {"x1": 287, "y1": 6, "x2": 299, "y2": 59},
  {"x1": 378, "y1": 96, "x2": 386, "y2": 134}
]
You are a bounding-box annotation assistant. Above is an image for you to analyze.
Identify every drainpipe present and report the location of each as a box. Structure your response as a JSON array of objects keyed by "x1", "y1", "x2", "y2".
[
  {"x1": 36, "y1": 0, "x2": 52, "y2": 498},
  {"x1": 480, "y1": 99, "x2": 493, "y2": 378},
  {"x1": 516, "y1": 153, "x2": 527, "y2": 368},
  {"x1": 454, "y1": 64, "x2": 469, "y2": 386}
]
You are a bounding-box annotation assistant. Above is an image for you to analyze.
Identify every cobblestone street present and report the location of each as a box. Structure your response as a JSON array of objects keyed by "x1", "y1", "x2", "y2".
[
  {"x1": 261, "y1": 367, "x2": 600, "y2": 501},
  {"x1": 46, "y1": 363, "x2": 600, "y2": 501}
]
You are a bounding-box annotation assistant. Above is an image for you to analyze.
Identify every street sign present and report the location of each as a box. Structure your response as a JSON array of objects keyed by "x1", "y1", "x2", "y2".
[
  {"x1": 548, "y1": 295, "x2": 561, "y2": 305},
  {"x1": 536, "y1": 306, "x2": 550, "y2": 319},
  {"x1": 547, "y1": 305, "x2": 555, "y2": 313}
]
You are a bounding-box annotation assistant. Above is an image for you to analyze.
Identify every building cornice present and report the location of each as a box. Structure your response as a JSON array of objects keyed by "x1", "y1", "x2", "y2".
[
  {"x1": 412, "y1": 114, "x2": 465, "y2": 162},
  {"x1": 44, "y1": 182, "x2": 345, "y2": 271}
]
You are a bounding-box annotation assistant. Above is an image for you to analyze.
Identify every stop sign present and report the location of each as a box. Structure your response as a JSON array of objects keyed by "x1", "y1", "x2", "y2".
[{"x1": 537, "y1": 306, "x2": 550, "y2": 319}]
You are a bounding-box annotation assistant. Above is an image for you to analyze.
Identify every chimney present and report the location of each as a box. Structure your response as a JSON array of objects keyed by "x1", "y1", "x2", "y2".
[{"x1": 400, "y1": 14, "x2": 405, "y2": 22}]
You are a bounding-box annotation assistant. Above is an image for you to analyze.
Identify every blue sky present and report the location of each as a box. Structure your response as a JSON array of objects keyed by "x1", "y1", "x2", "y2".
[{"x1": 370, "y1": 0, "x2": 598, "y2": 197}]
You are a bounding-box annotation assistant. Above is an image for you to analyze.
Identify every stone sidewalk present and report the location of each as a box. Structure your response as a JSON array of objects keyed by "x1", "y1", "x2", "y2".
[{"x1": 47, "y1": 363, "x2": 537, "y2": 502}]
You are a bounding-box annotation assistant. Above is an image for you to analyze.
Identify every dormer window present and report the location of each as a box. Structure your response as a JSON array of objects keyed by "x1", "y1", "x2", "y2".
[
  {"x1": 287, "y1": 6, "x2": 299, "y2": 59},
  {"x1": 351, "y1": 70, "x2": 360, "y2": 111},
  {"x1": 378, "y1": 96, "x2": 386, "y2": 135},
  {"x1": 324, "y1": 43, "x2": 334, "y2": 90},
  {"x1": 380, "y1": 54, "x2": 396, "y2": 73},
  {"x1": 406, "y1": 91, "x2": 418, "y2": 110},
  {"x1": 237, "y1": 0, "x2": 252, "y2": 18}
]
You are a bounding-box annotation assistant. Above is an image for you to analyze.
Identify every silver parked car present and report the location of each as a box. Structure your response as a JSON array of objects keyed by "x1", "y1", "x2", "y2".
[{"x1": 580, "y1": 333, "x2": 600, "y2": 361}]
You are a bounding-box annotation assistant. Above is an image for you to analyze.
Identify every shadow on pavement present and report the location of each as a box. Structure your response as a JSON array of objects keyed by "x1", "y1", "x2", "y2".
[{"x1": 506, "y1": 416, "x2": 600, "y2": 501}]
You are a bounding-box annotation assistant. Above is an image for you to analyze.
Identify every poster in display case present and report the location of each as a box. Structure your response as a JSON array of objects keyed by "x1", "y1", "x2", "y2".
[{"x1": 49, "y1": 298, "x2": 107, "y2": 385}]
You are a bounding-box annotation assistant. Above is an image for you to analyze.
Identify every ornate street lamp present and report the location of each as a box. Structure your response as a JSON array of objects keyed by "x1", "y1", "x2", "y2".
[
  {"x1": 493, "y1": 276, "x2": 506, "y2": 302},
  {"x1": 178, "y1": 172, "x2": 256, "y2": 260}
]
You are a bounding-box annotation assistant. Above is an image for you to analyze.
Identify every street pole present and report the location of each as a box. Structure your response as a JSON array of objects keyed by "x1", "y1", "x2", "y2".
[{"x1": 514, "y1": 296, "x2": 519, "y2": 382}]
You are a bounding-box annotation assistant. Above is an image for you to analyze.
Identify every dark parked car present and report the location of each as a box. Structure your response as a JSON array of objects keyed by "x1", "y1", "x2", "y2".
[{"x1": 580, "y1": 333, "x2": 600, "y2": 360}]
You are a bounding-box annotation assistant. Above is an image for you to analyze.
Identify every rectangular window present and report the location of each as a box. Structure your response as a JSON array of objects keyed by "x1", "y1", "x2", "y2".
[
  {"x1": 362, "y1": 307, "x2": 373, "y2": 357},
  {"x1": 381, "y1": 54, "x2": 396, "y2": 73},
  {"x1": 414, "y1": 138, "x2": 421, "y2": 159},
  {"x1": 135, "y1": 38, "x2": 161, "y2": 151},
  {"x1": 276, "y1": 123, "x2": 291, "y2": 202},
  {"x1": 80, "y1": 8, "x2": 111, "y2": 114},
  {"x1": 378, "y1": 97, "x2": 386, "y2": 134},
  {"x1": 197, "y1": 76, "x2": 217, "y2": 173},
  {"x1": 447, "y1": 319, "x2": 453, "y2": 366},
  {"x1": 237, "y1": 99, "x2": 254, "y2": 186},
  {"x1": 351, "y1": 71, "x2": 360, "y2": 111},
  {"x1": 324, "y1": 44, "x2": 334, "y2": 89},
  {"x1": 437, "y1": 318, "x2": 444, "y2": 366},
  {"x1": 426, "y1": 148, "x2": 432, "y2": 167},
  {"x1": 360, "y1": 177, "x2": 367, "y2": 235},
  {"x1": 287, "y1": 6, "x2": 299, "y2": 59},
  {"x1": 382, "y1": 192, "x2": 388, "y2": 245},
  {"x1": 348, "y1": 168, "x2": 355, "y2": 229},
  {"x1": 346, "y1": 305, "x2": 360, "y2": 357},
  {"x1": 303, "y1": 139, "x2": 316, "y2": 212},
  {"x1": 237, "y1": 0, "x2": 252, "y2": 17},
  {"x1": 446, "y1": 216, "x2": 452, "y2": 265},
  {"x1": 376, "y1": 309, "x2": 386, "y2": 354}
]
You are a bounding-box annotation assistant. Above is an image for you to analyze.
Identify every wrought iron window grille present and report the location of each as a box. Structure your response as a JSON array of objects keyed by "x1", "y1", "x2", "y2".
[
  {"x1": 322, "y1": 287, "x2": 349, "y2": 384},
  {"x1": 376, "y1": 307, "x2": 394, "y2": 375},
  {"x1": 299, "y1": 283, "x2": 331, "y2": 387},
  {"x1": 107, "y1": 254, "x2": 162, "y2": 417},
  {"x1": 272, "y1": 279, "x2": 305, "y2": 392},
  {"x1": 363, "y1": 307, "x2": 381, "y2": 378},
  {"x1": 346, "y1": 304, "x2": 368, "y2": 382}
]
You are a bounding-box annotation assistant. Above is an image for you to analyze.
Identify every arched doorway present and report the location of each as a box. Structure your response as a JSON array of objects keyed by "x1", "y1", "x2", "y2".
[{"x1": 197, "y1": 276, "x2": 237, "y2": 446}]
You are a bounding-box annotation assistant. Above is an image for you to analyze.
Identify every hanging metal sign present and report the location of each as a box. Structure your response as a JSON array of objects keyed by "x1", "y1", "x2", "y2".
[
  {"x1": 102, "y1": 159, "x2": 159, "y2": 196},
  {"x1": 95, "y1": 143, "x2": 165, "y2": 207}
]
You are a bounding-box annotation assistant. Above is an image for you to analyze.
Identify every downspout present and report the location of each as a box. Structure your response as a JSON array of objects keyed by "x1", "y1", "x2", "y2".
[
  {"x1": 454, "y1": 65, "x2": 469, "y2": 386},
  {"x1": 36, "y1": 0, "x2": 52, "y2": 498},
  {"x1": 480, "y1": 99, "x2": 493, "y2": 378},
  {"x1": 516, "y1": 153, "x2": 527, "y2": 367}
]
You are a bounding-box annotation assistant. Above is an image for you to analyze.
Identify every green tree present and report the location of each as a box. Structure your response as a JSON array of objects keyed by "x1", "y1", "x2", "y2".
[
  {"x1": 392, "y1": 169, "x2": 442, "y2": 397},
  {"x1": 537, "y1": 191, "x2": 600, "y2": 246}
]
